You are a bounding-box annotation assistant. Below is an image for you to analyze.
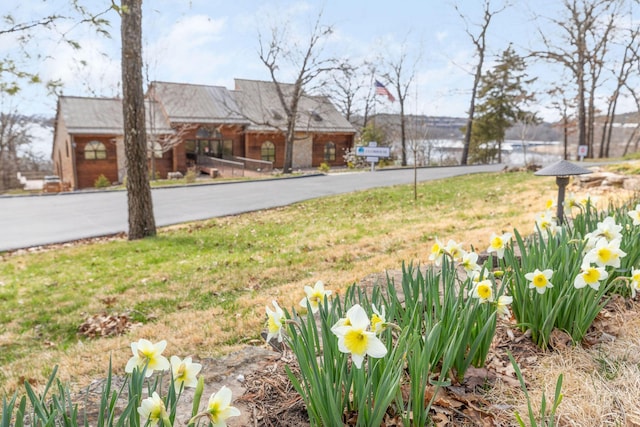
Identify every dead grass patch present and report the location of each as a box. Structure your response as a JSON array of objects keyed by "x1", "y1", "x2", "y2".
[{"x1": 487, "y1": 298, "x2": 640, "y2": 426}]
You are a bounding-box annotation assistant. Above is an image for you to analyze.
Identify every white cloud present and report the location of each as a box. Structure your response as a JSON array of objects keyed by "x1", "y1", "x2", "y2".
[
  {"x1": 41, "y1": 36, "x2": 121, "y2": 98},
  {"x1": 145, "y1": 15, "x2": 229, "y2": 84}
]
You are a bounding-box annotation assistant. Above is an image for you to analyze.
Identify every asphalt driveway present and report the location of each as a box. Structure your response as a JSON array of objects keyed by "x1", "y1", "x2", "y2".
[{"x1": 0, "y1": 164, "x2": 503, "y2": 251}]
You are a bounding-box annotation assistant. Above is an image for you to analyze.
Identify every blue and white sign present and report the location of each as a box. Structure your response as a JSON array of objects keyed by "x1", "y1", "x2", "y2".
[{"x1": 355, "y1": 146, "x2": 390, "y2": 157}]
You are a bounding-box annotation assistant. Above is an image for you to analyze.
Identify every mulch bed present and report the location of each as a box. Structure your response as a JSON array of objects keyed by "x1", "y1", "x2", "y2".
[{"x1": 237, "y1": 295, "x2": 634, "y2": 426}]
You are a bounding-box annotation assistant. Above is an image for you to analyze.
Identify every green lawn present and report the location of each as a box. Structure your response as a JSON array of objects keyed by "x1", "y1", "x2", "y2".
[{"x1": 0, "y1": 171, "x2": 547, "y2": 392}]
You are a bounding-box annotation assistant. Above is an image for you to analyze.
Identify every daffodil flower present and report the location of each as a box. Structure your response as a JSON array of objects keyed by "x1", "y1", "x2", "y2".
[
  {"x1": 370, "y1": 304, "x2": 387, "y2": 334},
  {"x1": 627, "y1": 204, "x2": 640, "y2": 226},
  {"x1": 587, "y1": 216, "x2": 622, "y2": 242},
  {"x1": 525, "y1": 269, "x2": 554, "y2": 294},
  {"x1": 545, "y1": 198, "x2": 556, "y2": 210},
  {"x1": 584, "y1": 237, "x2": 626, "y2": 268},
  {"x1": 472, "y1": 279, "x2": 494, "y2": 303},
  {"x1": 429, "y1": 238, "x2": 445, "y2": 265},
  {"x1": 564, "y1": 192, "x2": 578, "y2": 213},
  {"x1": 630, "y1": 268, "x2": 640, "y2": 297},
  {"x1": 444, "y1": 239, "x2": 465, "y2": 261},
  {"x1": 469, "y1": 269, "x2": 484, "y2": 283},
  {"x1": 460, "y1": 251, "x2": 481, "y2": 275},
  {"x1": 579, "y1": 194, "x2": 596, "y2": 208},
  {"x1": 299, "y1": 280, "x2": 332, "y2": 314},
  {"x1": 332, "y1": 304, "x2": 388, "y2": 368},
  {"x1": 137, "y1": 392, "x2": 169, "y2": 427},
  {"x1": 574, "y1": 265, "x2": 608, "y2": 290},
  {"x1": 265, "y1": 300, "x2": 286, "y2": 342},
  {"x1": 534, "y1": 210, "x2": 557, "y2": 234},
  {"x1": 496, "y1": 295, "x2": 513, "y2": 318},
  {"x1": 487, "y1": 232, "x2": 512, "y2": 259},
  {"x1": 190, "y1": 386, "x2": 241, "y2": 427},
  {"x1": 125, "y1": 339, "x2": 170, "y2": 377},
  {"x1": 170, "y1": 355, "x2": 202, "y2": 391}
]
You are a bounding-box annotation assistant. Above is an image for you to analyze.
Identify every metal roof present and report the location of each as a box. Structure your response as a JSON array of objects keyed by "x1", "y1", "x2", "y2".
[
  {"x1": 149, "y1": 82, "x2": 249, "y2": 125},
  {"x1": 59, "y1": 96, "x2": 174, "y2": 135},
  {"x1": 233, "y1": 79, "x2": 356, "y2": 134},
  {"x1": 58, "y1": 80, "x2": 355, "y2": 135}
]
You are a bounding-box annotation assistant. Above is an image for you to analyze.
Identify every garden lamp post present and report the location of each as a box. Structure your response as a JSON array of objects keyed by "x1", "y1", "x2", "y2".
[{"x1": 534, "y1": 160, "x2": 592, "y2": 224}]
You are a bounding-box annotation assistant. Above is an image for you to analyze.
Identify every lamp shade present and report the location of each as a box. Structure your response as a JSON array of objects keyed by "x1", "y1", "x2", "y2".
[{"x1": 534, "y1": 160, "x2": 593, "y2": 177}]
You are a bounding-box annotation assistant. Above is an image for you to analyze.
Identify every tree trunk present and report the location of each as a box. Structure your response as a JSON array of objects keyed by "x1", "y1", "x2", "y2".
[
  {"x1": 400, "y1": 102, "x2": 407, "y2": 166},
  {"x1": 563, "y1": 117, "x2": 569, "y2": 160},
  {"x1": 283, "y1": 119, "x2": 295, "y2": 173},
  {"x1": 577, "y1": 69, "x2": 587, "y2": 157},
  {"x1": 604, "y1": 96, "x2": 619, "y2": 157},
  {"x1": 121, "y1": 0, "x2": 156, "y2": 239},
  {"x1": 461, "y1": 87, "x2": 477, "y2": 166}
]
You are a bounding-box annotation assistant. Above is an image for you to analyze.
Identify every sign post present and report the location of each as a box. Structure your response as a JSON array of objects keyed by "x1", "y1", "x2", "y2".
[
  {"x1": 355, "y1": 142, "x2": 391, "y2": 171},
  {"x1": 577, "y1": 145, "x2": 588, "y2": 161}
]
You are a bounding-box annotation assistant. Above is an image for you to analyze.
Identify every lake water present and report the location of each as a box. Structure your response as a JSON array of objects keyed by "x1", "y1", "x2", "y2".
[{"x1": 405, "y1": 140, "x2": 565, "y2": 167}]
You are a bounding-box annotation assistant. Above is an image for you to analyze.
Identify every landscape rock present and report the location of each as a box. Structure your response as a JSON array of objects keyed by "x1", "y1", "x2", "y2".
[
  {"x1": 623, "y1": 177, "x2": 640, "y2": 191},
  {"x1": 575, "y1": 171, "x2": 637, "y2": 190}
]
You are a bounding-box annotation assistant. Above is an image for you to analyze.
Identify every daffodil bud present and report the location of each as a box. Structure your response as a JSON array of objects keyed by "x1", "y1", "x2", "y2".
[{"x1": 191, "y1": 376, "x2": 205, "y2": 418}]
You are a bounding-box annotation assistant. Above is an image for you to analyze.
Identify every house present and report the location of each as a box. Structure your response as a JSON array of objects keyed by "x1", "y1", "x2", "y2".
[
  {"x1": 52, "y1": 96, "x2": 175, "y2": 190},
  {"x1": 232, "y1": 79, "x2": 356, "y2": 170},
  {"x1": 53, "y1": 79, "x2": 356, "y2": 190}
]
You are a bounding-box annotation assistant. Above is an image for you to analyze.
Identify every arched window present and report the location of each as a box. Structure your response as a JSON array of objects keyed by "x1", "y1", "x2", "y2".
[
  {"x1": 324, "y1": 142, "x2": 336, "y2": 162},
  {"x1": 84, "y1": 141, "x2": 107, "y2": 160},
  {"x1": 261, "y1": 141, "x2": 275, "y2": 162}
]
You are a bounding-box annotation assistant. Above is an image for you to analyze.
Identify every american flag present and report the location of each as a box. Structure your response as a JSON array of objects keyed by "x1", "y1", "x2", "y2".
[{"x1": 375, "y1": 80, "x2": 395, "y2": 102}]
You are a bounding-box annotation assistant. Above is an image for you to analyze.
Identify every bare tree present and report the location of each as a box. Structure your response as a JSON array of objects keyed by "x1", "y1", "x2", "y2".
[
  {"x1": 119, "y1": 0, "x2": 155, "y2": 239},
  {"x1": 381, "y1": 43, "x2": 419, "y2": 167},
  {"x1": 547, "y1": 85, "x2": 577, "y2": 160},
  {"x1": 320, "y1": 60, "x2": 378, "y2": 129},
  {"x1": 516, "y1": 112, "x2": 540, "y2": 165},
  {"x1": 599, "y1": 26, "x2": 640, "y2": 157},
  {"x1": 258, "y1": 11, "x2": 340, "y2": 173},
  {"x1": 534, "y1": 0, "x2": 628, "y2": 159},
  {"x1": 0, "y1": 110, "x2": 30, "y2": 191},
  {"x1": 456, "y1": 0, "x2": 509, "y2": 166},
  {"x1": 622, "y1": 84, "x2": 640, "y2": 156}
]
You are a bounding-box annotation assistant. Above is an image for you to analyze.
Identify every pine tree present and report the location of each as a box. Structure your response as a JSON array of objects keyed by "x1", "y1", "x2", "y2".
[{"x1": 470, "y1": 46, "x2": 537, "y2": 164}]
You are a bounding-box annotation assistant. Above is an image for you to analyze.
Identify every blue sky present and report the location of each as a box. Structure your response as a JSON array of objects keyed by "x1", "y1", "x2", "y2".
[{"x1": 2, "y1": 0, "x2": 638, "y2": 126}]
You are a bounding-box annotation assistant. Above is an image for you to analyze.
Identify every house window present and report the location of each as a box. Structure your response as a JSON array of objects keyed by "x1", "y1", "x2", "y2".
[
  {"x1": 84, "y1": 141, "x2": 107, "y2": 160},
  {"x1": 192, "y1": 128, "x2": 226, "y2": 158},
  {"x1": 261, "y1": 141, "x2": 275, "y2": 162},
  {"x1": 223, "y1": 140, "x2": 233, "y2": 157},
  {"x1": 324, "y1": 142, "x2": 336, "y2": 162}
]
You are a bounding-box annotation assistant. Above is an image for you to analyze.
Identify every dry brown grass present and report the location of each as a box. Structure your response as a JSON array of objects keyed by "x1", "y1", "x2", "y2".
[{"x1": 488, "y1": 298, "x2": 640, "y2": 426}]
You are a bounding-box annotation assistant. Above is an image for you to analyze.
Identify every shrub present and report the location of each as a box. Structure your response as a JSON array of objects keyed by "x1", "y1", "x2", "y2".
[
  {"x1": 184, "y1": 168, "x2": 197, "y2": 183},
  {"x1": 94, "y1": 174, "x2": 110, "y2": 189},
  {"x1": 318, "y1": 162, "x2": 330, "y2": 173}
]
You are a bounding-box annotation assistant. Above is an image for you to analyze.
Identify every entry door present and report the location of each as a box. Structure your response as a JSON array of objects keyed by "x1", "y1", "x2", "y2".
[{"x1": 292, "y1": 136, "x2": 313, "y2": 168}]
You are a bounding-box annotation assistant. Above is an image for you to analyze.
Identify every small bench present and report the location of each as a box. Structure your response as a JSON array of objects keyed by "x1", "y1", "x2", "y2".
[{"x1": 199, "y1": 166, "x2": 219, "y2": 178}]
